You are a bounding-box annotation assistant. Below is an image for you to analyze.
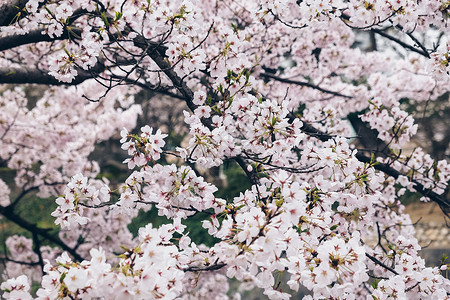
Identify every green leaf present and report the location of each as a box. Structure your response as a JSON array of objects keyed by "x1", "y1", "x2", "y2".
[
  {"x1": 100, "y1": 12, "x2": 110, "y2": 27},
  {"x1": 370, "y1": 278, "x2": 380, "y2": 289},
  {"x1": 120, "y1": 245, "x2": 131, "y2": 252}
]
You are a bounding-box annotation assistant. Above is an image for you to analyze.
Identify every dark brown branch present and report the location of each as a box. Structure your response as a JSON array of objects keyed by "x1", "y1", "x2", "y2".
[
  {"x1": 370, "y1": 28, "x2": 430, "y2": 58},
  {"x1": 405, "y1": 31, "x2": 430, "y2": 58},
  {"x1": 0, "y1": 7, "x2": 86, "y2": 52},
  {"x1": 0, "y1": 0, "x2": 28, "y2": 27},
  {"x1": 235, "y1": 156, "x2": 260, "y2": 185},
  {"x1": 183, "y1": 262, "x2": 226, "y2": 272},
  {"x1": 296, "y1": 118, "x2": 335, "y2": 141},
  {"x1": 0, "y1": 204, "x2": 84, "y2": 261},
  {"x1": 0, "y1": 67, "x2": 97, "y2": 85},
  {"x1": 268, "y1": 8, "x2": 307, "y2": 29},
  {"x1": 0, "y1": 29, "x2": 66, "y2": 51},
  {"x1": 134, "y1": 37, "x2": 195, "y2": 109},
  {"x1": 376, "y1": 222, "x2": 388, "y2": 255},
  {"x1": 405, "y1": 282, "x2": 420, "y2": 292},
  {"x1": 32, "y1": 232, "x2": 45, "y2": 273},
  {"x1": 10, "y1": 186, "x2": 39, "y2": 208},
  {"x1": 347, "y1": 112, "x2": 388, "y2": 153},
  {"x1": 339, "y1": 12, "x2": 430, "y2": 58},
  {"x1": 260, "y1": 73, "x2": 353, "y2": 99},
  {"x1": 366, "y1": 253, "x2": 399, "y2": 275},
  {"x1": 0, "y1": 257, "x2": 40, "y2": 266},
  {"x1": 134, "y1": 23, "x2": 214, "y2": 121}
]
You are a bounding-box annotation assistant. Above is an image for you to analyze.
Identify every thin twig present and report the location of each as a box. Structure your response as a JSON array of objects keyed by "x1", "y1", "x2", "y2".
[
  {"x1": 260, "y1": 73, "x2": 353, "y2": 99},
  {"x1": 366, "y1": 253, "x2": 399, "y2": 275}
]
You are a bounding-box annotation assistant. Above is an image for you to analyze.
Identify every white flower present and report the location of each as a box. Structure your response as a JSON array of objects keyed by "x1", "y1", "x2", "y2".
[
  {"x1": 55, "y1": 194, "x2": 75, "y2": 212},
  {"x1": 65, "y1": 267, "x2": 88, "y2": 292},
  {"x1": 0, "y1": 179, "x2": 11, "y2": 206},
  {"x1": 194, "y1": 105, "x2": 211, "y2": 119}
]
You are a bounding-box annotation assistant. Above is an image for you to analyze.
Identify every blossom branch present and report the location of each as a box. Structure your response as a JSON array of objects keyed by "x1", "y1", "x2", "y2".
[
  {"x1": 365, "y1": 253, "x2": 399, "y2": 275},
  {"x1": 134, "y1": 32, "x2": 261, "y2": 187},
  {"x1": 356, "y1": 153, "x2": 450, "y2": 216},
  {"x1": 297, "y1": 117, "x2": 450, "y2": 216},
  {"x1": 0, "y1": 7, "x2": 87, "y2": 51},
  {"x1": 133, "y1": 37, "x2": 196, "y2": 110}
]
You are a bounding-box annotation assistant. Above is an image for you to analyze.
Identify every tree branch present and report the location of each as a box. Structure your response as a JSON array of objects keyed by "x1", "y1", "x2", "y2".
[
  {"x1": 235, "y1": 156, "x2": 260, "y2": 185},
  {"x1": 32, "y1": 232, "x2": 45, "y2": 273},
  {"x1": 0, "y1": 29, "x2": 66, "y2": 51},
  {"x1": 260, "y1": 73, "x2": 353, "y2": 98},
  {"x1": 183, "y1": 262, "x2": 226, "y2": 272},
  {"x1": 0, "y1": 7, "x2": 86, "y2": 51},
  {"x1": 347, "y1": 112, "x2": 389, "y2": 156},
  {"x1": 296, "y1": 114, "x2": 449, "y2": 216},
  {"x1": 0, "y1": 257, "x2": 40, "y2": 266},
  {"x1": 134, "y1": 36, "x2": 195, "y2": 110},
  {"x1": 0, "y1": 0, "x2": 29, "y2": 27},
  {"x1": 365, "y1": 253, "x2": 399, "y2": 275},
  {"x1": 9, "y1": 186, "x2": 39, "y2": 208},
  {"x1": 370, "y1": 28, "x2": 430, "y2": 58},
  {"x1": 0, "y1": 67, "x2": 97, "y2": 85},
  {"x1": 356, "y1": 153, "x2": 449, "y2": 216},
  {"x1": 339, "y1": 13, "x2": 430, "y2": 58},
  {"x1": 0, "y1": 204, "x2": 84, "y2": 261}
]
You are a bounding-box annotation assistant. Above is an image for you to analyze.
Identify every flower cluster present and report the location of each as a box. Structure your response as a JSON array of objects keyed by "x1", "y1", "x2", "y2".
[
  {"x1": 0, "y1": 275, "x2": 32, "y2": 300},
  {"x1": 166, "y1": 35, "x2": 207, "y2": 75},
  {"x1": 381, "y1": 147, "x2": 450, "y2": 198},
  {"x1": 230, "y1": 96, "x2": 305, "y2": 164},
  {"x1": 1, "y1": 0, "x2": 450, "y2": 299},
  {"x1": 145, "y1": 164, "x2": 225, "y2": 219},
  {"x1": 35, "y1": 223, "x2": 186, "y2": 299},
  {"x1": 120, "y1": 125, "x2": 168, "y2": 169},
  {"x1": 51, "y1": 174, "x2": 110, "y2": 229},
  {"x1": 371, "y1": 268, "x2": 449, "y2": 300},
  {"x1": 179, "y1": 111, "x2": 239, "y2": 167},
  {"x1": 48, "y1": 29, "x2": 105, "y2": 82},
  {"x1": 361, "y1": 99, "x2": 418, "y2": 149},
  {"x1": 288, "y1": 235, "x2": 368, "y2": 297},
  {"x1": 0, "y1": 84, "x2": 141, "y2": 198},
  {"x1": 429, "y1": 41, "x2": 450, "y2": 80}
]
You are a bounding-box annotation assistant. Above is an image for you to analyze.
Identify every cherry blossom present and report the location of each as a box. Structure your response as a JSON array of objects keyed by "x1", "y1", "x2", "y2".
[{"x1": 1, "y1": 0, "x2": 450, "y2": 299}]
